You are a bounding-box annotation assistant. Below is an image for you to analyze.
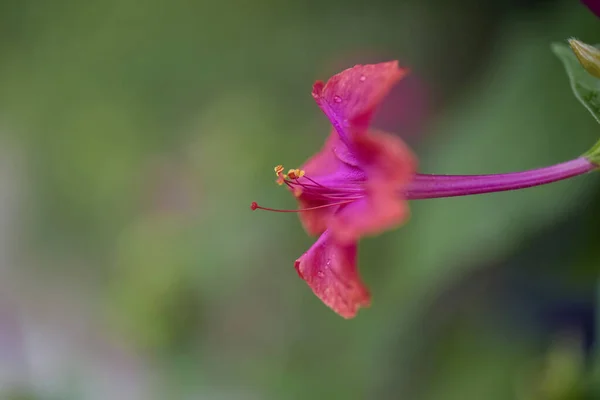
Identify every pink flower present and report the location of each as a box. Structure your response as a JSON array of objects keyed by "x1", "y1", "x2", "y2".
[
  {"x1": 252, "y1": 61, "x2": 598, "y2": 319},
  {"x1": 253, "y1": 62, "x2": 417, "y2": 318}
]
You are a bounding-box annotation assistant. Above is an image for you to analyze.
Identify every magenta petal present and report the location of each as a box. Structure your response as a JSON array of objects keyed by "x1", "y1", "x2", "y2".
[
  {"x1": 312, "y1": 61, "x2": 408, "y2": 144},
  {"x1": 296, "y1": 131, "x2": 365, "y2": 236},
  {"x1": 294, "y1": 230, "x2": 370, "y2": 318},
  {"x1": 300, "y1": 131, "x2": 365, "y2": 184},
  {"x1": 330, "y1": 129, "x2": 416, "y2": 244},
  {"x1": 330, "y1": 195, "x2": 409, "y2": 245}
]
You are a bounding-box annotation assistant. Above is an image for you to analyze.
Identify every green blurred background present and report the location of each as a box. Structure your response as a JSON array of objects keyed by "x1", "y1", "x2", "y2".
[{"x1": 1, "y1": 1, "x2": 600, "y2": 399}]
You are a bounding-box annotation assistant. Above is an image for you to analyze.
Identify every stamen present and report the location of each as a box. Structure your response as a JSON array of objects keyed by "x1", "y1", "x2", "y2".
[
  {"x1": 302, "y1": 175, "x2": 328, "y2": 188},
  {"x1": 274, "y1": 166, "x2": 307, "y2": 186},
  {"x1": 267, "y1": 165, "x2": 365, "y2": 202},
  {"x1": 250, "y1": 199, "x2": 355, "y2": 213},
  {"x1": 287, "y1": 169, "x2": 305, "y2": 179}
]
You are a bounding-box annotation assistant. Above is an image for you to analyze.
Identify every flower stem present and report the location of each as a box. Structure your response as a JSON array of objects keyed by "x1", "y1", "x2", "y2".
[
  {"x1": 584, "y1": 138, "x2": 600, "y2": 165},
  {"x1": 405, "y1": 157, "x2": 596, "y2": 200}
]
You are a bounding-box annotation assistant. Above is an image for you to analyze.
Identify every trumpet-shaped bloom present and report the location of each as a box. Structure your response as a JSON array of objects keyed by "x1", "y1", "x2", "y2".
[
  {"x1": 252, "y1": 61, "x2": 598, "y2": 319},
  {"x1": 254, "y1": 62, "x2": 417, "y2": 318}
]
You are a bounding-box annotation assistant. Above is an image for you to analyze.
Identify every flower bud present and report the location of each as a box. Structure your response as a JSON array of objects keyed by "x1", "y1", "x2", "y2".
[{"x1": 568, "y1": 38, "x2": 600, "y2": 78}]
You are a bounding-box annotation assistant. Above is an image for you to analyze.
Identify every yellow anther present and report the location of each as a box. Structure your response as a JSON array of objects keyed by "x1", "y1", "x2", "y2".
[
  {"x1": 274, "y1": 165, "x2": 285, "y2": 176},
  {"x1": 276, "y1": 173, "x2": 288, "y2": 186},
  {"x1": 287, "y1": 168, "x2": 305, "y2": 180}
]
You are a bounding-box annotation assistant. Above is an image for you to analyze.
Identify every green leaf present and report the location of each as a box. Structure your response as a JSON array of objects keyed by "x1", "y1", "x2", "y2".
[{"x1": 552, "y1": 41, "x2": 600, "y2": 125}]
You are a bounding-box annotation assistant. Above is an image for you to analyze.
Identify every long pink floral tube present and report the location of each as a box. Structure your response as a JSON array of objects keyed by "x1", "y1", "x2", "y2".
[{"x1": 405, "y1": 157, "x2": 596, "y2": 200}]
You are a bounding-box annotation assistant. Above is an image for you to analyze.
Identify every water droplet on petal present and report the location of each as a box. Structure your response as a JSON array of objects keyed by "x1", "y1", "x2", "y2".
[
  {"x1": 343, "y1": 118, "x2": 350, "y2": 127},
  {"x1": 333, "y1": 95, "x2": 342, "y2": 103},
  {"x1": 359, "y1": 75, "x2": 366, "y2": 82}
]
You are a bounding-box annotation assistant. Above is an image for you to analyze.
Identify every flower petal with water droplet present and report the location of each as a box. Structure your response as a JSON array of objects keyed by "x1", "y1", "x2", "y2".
[
  {"x1": 294, "y1": 229, "x2": 370, "y2": 318},
  {"x1": 311, "y1": 61, "x2": 409, "y2": 145}
]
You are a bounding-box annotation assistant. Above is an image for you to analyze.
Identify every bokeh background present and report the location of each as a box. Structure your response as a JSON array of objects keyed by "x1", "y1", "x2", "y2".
[{"x1": 0, "y1": 0, "x2": 600, "y2": 399}]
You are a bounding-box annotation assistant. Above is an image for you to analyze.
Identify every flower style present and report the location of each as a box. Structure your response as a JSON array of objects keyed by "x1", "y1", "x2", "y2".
[{"x1": 252, "y1": 61, "x2": 598, "y2": 319}]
